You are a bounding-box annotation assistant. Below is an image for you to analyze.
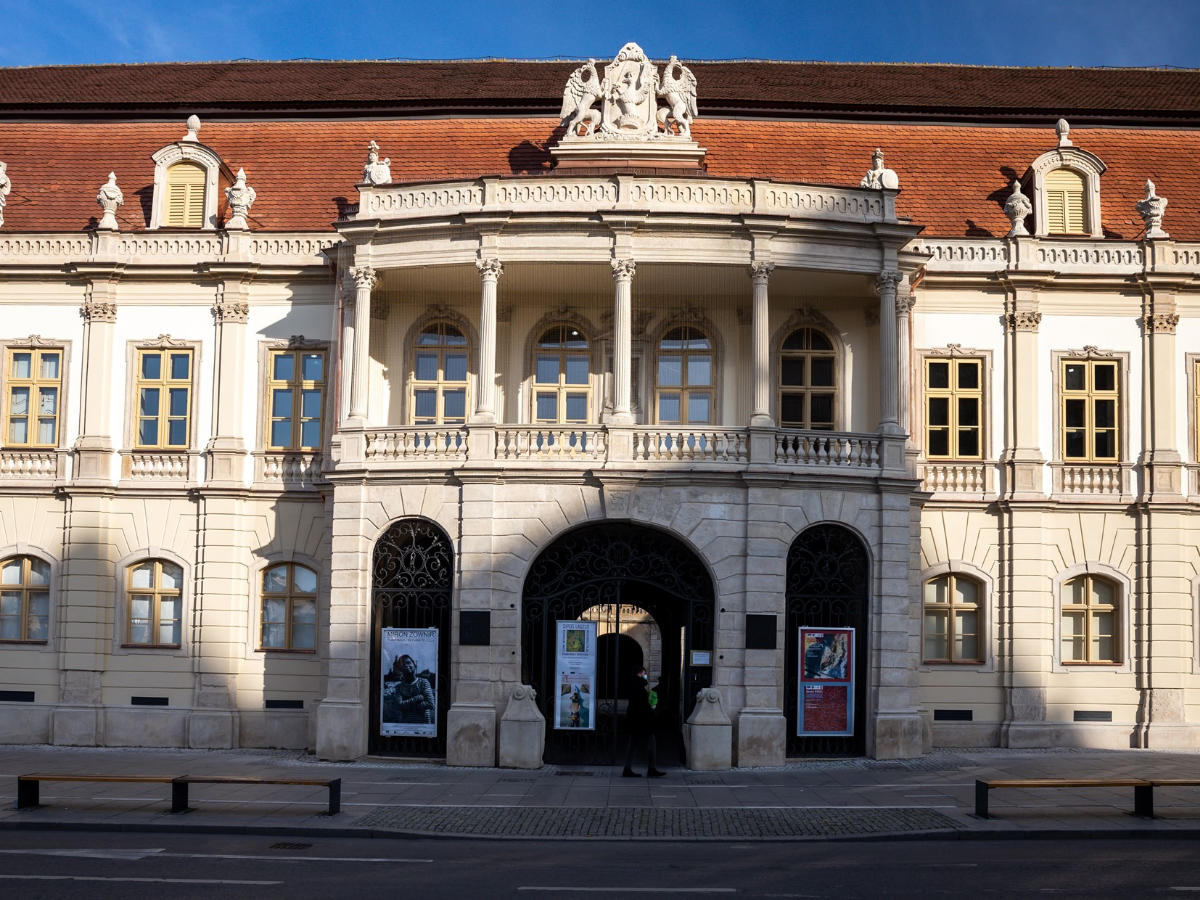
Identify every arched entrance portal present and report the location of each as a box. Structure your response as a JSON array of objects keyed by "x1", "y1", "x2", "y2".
[
  {"x1": 368, "y1": 518, "x2": 453, "y2": 756},
  {"x1": 785, "y1": 523, "x2": 870, "y2": 757},
  {"x1": 522, "y1": 522, "x2": 715, "y2": 765}
]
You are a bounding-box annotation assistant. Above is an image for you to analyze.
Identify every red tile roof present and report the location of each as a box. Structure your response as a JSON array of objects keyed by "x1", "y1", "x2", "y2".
[
  {"x1": 1, "y1": 118, "x2": 1196, "y2": 239},
  {"x1": 1, "y1": 60, "x2": 1199, "y2": 123}
]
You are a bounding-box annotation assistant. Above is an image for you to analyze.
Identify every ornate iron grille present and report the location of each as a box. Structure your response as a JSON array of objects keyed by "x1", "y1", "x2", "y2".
[
  {"x1": 522, "y1": 522, "x2": 714, "y2": 765},
  {"x1": 784, "y1": 523, "x2": 870, "y2": 757},
  {"x1": 369, "y1": 518, "x2": 453, "y2": 757}
]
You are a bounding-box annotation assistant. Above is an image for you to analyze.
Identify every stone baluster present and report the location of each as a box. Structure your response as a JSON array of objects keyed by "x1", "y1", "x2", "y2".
[
  {"x1": 348, "y1": 265, "x2": 376, "y2": 424},
  {"x1": 474, "y1": 258, "x2": 503, "y2": 422},
  {"x1": 750, "y1": 262, "x2": 774, "y2": 427},
  {"x1": 610, "y1": 259, "x2": 636, "y2": 424}
]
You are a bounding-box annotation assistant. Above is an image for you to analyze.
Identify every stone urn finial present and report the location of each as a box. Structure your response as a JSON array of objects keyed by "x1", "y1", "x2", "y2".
[
  {"x1": 184, "y1": 115, "x2": 201, "y2": 142},
  {"x1": 95, "y1": 171, "x2": 124, "y2": 231},
  {"x1": 1003, "y1": 179, "x2": 1032, "y2": 237},
  {"x1": 223, "y1": 167, "x2": 257, "y2": 230},
  {"x1": 1135, "y1": 178, "x2": 1168, "y2": 239},
  {"x1": 0, "y1": 161, "x2": 10, "y2": 229},
  {"x1": 1055, "y1": 118, "x2": 1072, "y2": 147}
]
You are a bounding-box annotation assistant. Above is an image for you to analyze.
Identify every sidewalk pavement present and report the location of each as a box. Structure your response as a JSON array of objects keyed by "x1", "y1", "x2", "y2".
[{"x1": 0, "y1": 744, "x2": 1198, "y2": 841}]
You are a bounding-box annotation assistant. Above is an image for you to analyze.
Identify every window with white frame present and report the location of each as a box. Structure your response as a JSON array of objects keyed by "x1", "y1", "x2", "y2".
[
  {"x1": 409, "y1": 322, "x2": 469, "y2": 426},
  {"x1": 1061, "y1": 573, "x2": 1120, "y2": 664},
  {"x1": 0, "y1": 555, "x2": 50, "y2": 643},
  {"x1": 922, "y1": 573, "x2": 983, "y2": 664},
  {"x1": 260, "y1": 562, "x2": 317, "y2": 652},
  {"x1": 4, "y1": 347, "x2": 62, "y2": 448},
  {"x1": 125, "y1": 559, "x2": 182, "y2": 648}
]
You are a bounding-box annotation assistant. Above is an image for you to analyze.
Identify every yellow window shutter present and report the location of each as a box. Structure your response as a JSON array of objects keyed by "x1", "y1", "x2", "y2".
[
  {"x1": 164, "y1": 162, "x2": 206, "y2": 228},
  {"x1": 1044, "y1": 168, "x2": 1086, "y2": 234}
]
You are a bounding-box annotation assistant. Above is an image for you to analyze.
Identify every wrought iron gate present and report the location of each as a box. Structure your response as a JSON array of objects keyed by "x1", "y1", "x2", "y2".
[
  {"x1": 785, "y1": 523, "x2": 870, "y2": 757},
  {"x1": 521, "y1": 522, "x2": 714, "y2": 765},
  {"x1": 369, "y1": 518, "x2": 453, "y2": 756}
]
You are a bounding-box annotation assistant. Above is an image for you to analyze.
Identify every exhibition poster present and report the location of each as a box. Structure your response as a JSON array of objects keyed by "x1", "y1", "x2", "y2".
[
  {"x1": 554, "y1": 620, "x2": 597, "y2": 731},
  {"x1": 380, "y1": 627, "x2": 438, "y2": 737},
  {"x1": 797, "y1": 626, "x2": 854, "y2": 737}
]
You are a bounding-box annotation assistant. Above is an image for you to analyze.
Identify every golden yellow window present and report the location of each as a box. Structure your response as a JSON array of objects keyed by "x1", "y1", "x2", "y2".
[
  {"x1": 1061, "y1": 359, "x2": 1119, "y2": 461},
  {"x1": 268, "y1": 350, "x2": 326, "y2": 450},
  {"x1": 410, "y1": 322, "x2": 469, "y2": 426},
  {"x1": 125, "y1": 559, "x2": 182, "y2": 648},
  {"x1": 779, "y1": 328, "x2": 836, "y2": 430},
  {"x1": 532, "y1": 326, "x2": 590, "y2": 424},
  {"x1": 656, "y1": 326, "x2": 713, "y2": 425},
  {"x1": 134, "y1": 349, "x2": 192, "y2": 449},
  {"x1": 923, "y1": 573, "x2": 982, "y2": 663},
  {"x1": 925, "y1": 357, "x2": 983, "y2": 459},
  {"x1": 1062, "y1": 574, "x2": 1119, "y2": 664},
  {"x1": 0, "y1": 555, "x2": 50, "y2": 643},
  {"x1": 261, "y1": 562, "x2": 317, "y2": 651},
  {"x1": 1045, "y1": 168, "x2": 1086, "y2": 235},
  {"x1": 164, "y1": 162, "x2": 206, "y2": 228},
  {"x1": 4, "y1": 348, "x2": 62, "y2": 448}
]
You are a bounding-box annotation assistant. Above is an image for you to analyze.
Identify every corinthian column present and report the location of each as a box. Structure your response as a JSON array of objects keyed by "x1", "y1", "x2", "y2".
[
  {"x1": 473, "y1": 258, "x2": 503, "y2": 422},
  {"x1": 348, "y1": 265, "x2": 376, "y2": 424},
  {"x1": 875, "y1": 271, "x2": 903, "y2": 434},
  {"x1": 750, "y1": 262, "x2": 774, "y2": 427},
  {"x1": 610, "y1": 258, "x2": 636, "y2": 424},
  {"x1": 895, "y1": 276, "x2": 916, "y2": 439}
]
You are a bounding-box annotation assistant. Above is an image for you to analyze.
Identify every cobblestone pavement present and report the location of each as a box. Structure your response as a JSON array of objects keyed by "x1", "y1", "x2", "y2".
[{"x1": 0, "y1": 745, "x2": 1198, "y2": 840}]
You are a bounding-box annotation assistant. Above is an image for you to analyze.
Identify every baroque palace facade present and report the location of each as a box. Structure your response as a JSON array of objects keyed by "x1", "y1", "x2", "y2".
[{"x1": 1, "y1": 44, "x2": 1199, "y2": 766}]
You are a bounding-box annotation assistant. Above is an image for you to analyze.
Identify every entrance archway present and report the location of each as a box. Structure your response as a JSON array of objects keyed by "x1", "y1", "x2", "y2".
[
  {"x1": 521, "y1": 521, "x2": 714, "y2": 765},
  {"x1": 368, "y1": 518, "x2": 453, "y2": 756},
  {"x1": 784, "y1": 523, "x2": 870, "y2": 757}
]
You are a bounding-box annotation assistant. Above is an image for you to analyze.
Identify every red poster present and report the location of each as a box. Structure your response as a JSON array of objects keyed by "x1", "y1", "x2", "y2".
[
  {"x1": 802, "y1": 684, "x2": 848, "y2": 732},
  {"x1": 797, "y1": 627, "x2": 855, "y2": 736}
]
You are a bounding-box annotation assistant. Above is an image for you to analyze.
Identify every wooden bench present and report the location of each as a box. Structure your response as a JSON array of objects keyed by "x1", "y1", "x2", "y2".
[
  {"x1": 16, "y1": 773, "x2": 340, "y2": 816},
  {"x1": 976, "y1": 778, "x2": 1161, "y2": 818}
]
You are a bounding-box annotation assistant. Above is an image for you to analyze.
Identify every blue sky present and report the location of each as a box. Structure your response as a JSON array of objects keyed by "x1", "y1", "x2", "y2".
[{"x1": 1, "y1": 0, "x2": 1197, "y2": 68}]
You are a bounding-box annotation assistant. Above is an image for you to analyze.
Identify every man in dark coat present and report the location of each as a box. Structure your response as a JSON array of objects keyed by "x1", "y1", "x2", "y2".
[{"x1": 622, "y1": 666, "x2": 665, "y2": 777}]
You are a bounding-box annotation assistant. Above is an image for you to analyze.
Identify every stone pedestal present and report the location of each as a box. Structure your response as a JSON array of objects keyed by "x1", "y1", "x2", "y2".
[
  {"x1": 685, "y1": 688, "x2": 732, "y2": 771},
  {"x1": 871, "y1": 712, "x2": 925, "y2": 759},
  {"x1": 315, "y1": 699, "x2": 366, "y2": 760},
  {"x1": 551, "y1": 138, "x2": 706, "y2": 172},
  {"x1": 446, "y1": 702, "x2": 497, "y2": 767},
  {"x1": 187, "y1": 710, "x2": 237, "y2": 749},
  {"x1": 498, "y1": 685, "x2": 545, "y2": 769},
  {"x1": 51, "y1": 706, "x2": 101, "y2": 746},
  {"x1": 736, "y1": 708, "x2": 785, "y2": 767}
]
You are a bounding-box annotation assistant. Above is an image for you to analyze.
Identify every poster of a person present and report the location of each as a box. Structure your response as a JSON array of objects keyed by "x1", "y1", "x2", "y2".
[
  {"x1": 380, "y1": 628, "x2": 438, "y2": 737},
  {"x1": 553, "y1": 620, "x2": 597, "y2": 731},
  {"x1": 557, "y1": 674, "x2": 593, "y2": 729}
]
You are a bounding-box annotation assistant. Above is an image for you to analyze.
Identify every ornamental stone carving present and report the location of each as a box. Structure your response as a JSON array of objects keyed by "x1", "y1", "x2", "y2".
[
  {"x1": 212, "y1": 295, "x2": 249, "y2": 324},
  {"x1": 0, "y1": 161, "x2": 11, "y2": 228},
  {"x1": 1003, "y1": 180, "x2": 1032, "y2": 237},
  {"x1": 874, "y1": 271, "x2": 902, "y2": 295},
  {"x1": 557, "y1": 42, "x2": 698, "y2": 142},
  {"x1": 223, "y1": 168, "x2": 257, "y2": 230},
  {"x1": 1135, "y1": 179, "x2": 1168, "y2": 239},
  {"x1": 1055, "y1": 118, "x2": 1071, "y2": 147},
  {"x1": 80, "y1": 296, "x2": 117, "y2": 323},
  {"x1": 860, "y1": 148, "x2": 899, "y2": 190},
  {"x1": 749, "y1": 261, "x2": 774, "y2": 282},
  {"x1": 95, "y1": 172, "x2": 124, "y2": 231},
  {"x1": 895, "y1": 287, "x2": 917, "y2": 315},
  {"x1": 362, "y1": 140, "x2": 392, "y2": 186},
  {"x1": 1005, "y1": 310, "x2": 1042, "y2": 332},
  {"x1": 611, "y1": 258, "x2": 636, "y2": 280},
  {"x1": 184, "y1": 115, "x2": 201, "y2": 142},
  {"x1": 351, "y1": 265, "x2": 377, "y2": 291},
  {"x1": 476, "y1": 257, "x2": 504, "y2": 280},
  {"x1": 1141, "y1": 312, "x2": 1179, "y2": 334}
]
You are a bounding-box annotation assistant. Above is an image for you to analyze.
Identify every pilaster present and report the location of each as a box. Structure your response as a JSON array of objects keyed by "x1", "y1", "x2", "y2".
[
  {"x1": 72, "y1": 268, "x2": 122, "y2": 483},
  {"x1": 998, "y1": 270, "x2": 1048, "y2": 498},
  {"x1": 205, "y1": 276, "x2": 253, "y2": 486}
]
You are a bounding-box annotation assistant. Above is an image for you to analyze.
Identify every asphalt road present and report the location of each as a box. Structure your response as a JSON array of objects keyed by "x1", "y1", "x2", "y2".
[{"x1": 0, "y1": 831, "x2": 1197, "y2": 898}]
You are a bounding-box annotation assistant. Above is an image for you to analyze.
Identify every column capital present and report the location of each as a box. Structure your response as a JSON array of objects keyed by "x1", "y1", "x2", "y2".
[
  {"x1": 749, "y1": 261, "x2": 775, "y2": 283},
  {"x1": 1141, "y1": 312, "x2": 1179, "y2": 335},
  {"x1": 476, "y1": 257, "x2": 504, "y2": 280},
  {"x1": 874, "y1": 270, "x2": 902, "y2": 295},
  {"x1": 351, "y1": 265, "x2": 377, "y2": 291},
  {"x1": 1005, "y1": 310, "x2": 1042, "y2": 332},
  {"x1": 80, "y1": 293, "x2": 117, "y2": 323},
  {"x1": 211, "y1": 292, "x2": 249, "y2": 325},
  {"x1": 895, "y1": 286, "x2": 916, "y2": 316},
  {"x1": 611, "y1": 258, "x2": 636, "y2": 280}
]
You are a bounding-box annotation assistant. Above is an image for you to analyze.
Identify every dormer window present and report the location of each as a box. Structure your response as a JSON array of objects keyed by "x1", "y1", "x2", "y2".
[
  {"x1": 149, "y1": 115, "x2": 228, "y2": 231},
  {"x1": 1026, "y1": 119, "x2": 1105, "y2": 238},
  {"x1": 1044, "y1": 168, "x2": 1086, "y2": 235}
]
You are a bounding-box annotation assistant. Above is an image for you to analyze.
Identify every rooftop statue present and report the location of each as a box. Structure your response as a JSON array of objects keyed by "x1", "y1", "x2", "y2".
[
  {"x1": 95, "y1": 171, "x2": 124, "y2": 231},
  {"x1": 656, "y1": 55, "x2": 698, "y2": 138},
  {"x1": 224, "y1": 168, "x2": 257, "y2": 231},
  {"x1": 560, "y1": 59, "x2": 602, "y2": 136},
  {"x1": 860, "y1": 148, "x2": 899, "y2": 190},
  {"x1": 362, "y1": 140, "x2": 392, "y2": 186},
  {"x1": 0, "y1": 162, "x2": 9, "y2": 228},
  {"x1": 1135, "y1": 178, "x2": 1168, "y2": 239}
]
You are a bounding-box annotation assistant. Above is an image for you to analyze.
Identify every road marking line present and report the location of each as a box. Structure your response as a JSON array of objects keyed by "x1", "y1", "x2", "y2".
[
  {"x1": 519, "y1": 888, "x2": 735, "y2": 894},
  {"x1": 0, "y1": 875, "x2": 281, "y2": 885},
  {"x1": 0, "y1": 848, "x2": 164, "y2": 860},
  {"x1": 158, "y1": 853, "x2": 433, "y2": 863}
]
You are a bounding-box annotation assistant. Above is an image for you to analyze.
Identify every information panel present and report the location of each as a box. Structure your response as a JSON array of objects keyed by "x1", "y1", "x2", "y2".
[
  {"x1": 797, "y1": 626, "x2": 854, "y2": 737},
  {"x1": 553, "y1": 620, "x2": 597, "y2": 731},
  {"x1": 380, "y1": 627, "x2": 438, "y2": 737}
]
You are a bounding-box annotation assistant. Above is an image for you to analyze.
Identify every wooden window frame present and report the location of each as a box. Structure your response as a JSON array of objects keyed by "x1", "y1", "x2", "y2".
[
  {"x1": 0, "y1": 555, "x2": 50, "y2": 644},
  {"x1": 922, "y1": 573, "x2": 984, "y2": 664},
  {"x1": 266, "y1": 348, "x2": 327, "y2": 451},
  {"x1": 778, "y1": 327, "x2": 837, "y2": 431},
  {"x1": 923, "y1": 355, "x2": 985, "y2": 460},
  {"x1": 3, "y1": 346, "x2": 63, "y2": 449},
  {"x1": 1059, "y1": 357, "x2": 1120, "y2": 462},
  {"x1": 133, "y1": 347, "x2": 194, "y2": 450},
  {"x1": 1061, "y1": 573, "x2": 1120, "y2": 665},
  {"x1": 259, "y1": 562, "x2": 318, "y2": 653},
  {"x1": 531, "y1": 325, "x2": 591, "y2": 425},
  {"x1": 653, "y1": 325, "x2": 715, "y2": 426},
  {"x1": 407, "y1": 321, "x2": 470, "y2": 427},
  {"x1": 123, "y1": 559, "x2": 182, "y2": 649}
]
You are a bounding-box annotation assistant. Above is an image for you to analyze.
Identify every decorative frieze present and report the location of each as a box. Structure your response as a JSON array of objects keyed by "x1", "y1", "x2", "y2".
[
  {"x1": 1005, "y1": 310, "x2": 1042, "y2": 332},
  {"x1": 223, "y1": 168, "x2": 257, "y2": 230},
  {"x1": 1065, "y1": 344, "x2": 1115, "y2": 358},
  {"x1": 95, "y1": 172, "x2": 123, "y2": 231}
]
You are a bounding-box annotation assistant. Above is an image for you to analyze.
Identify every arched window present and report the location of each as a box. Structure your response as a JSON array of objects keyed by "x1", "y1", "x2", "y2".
[
  {"x1": 1062, "y1": 574, "x2": 1119, "y2": 664},
  {"x1": 0, "y1": 555, "x2": 50, "y2": 643},
  {"x1": 125, "y1": 559, "x2": 182, "y2": 647},
  {"x1": 1044, "y1": 168, "x2": 1086, "y2": 235},
  {"x1": 410, "y1": 322, "x2": 469, "y2": 426},
  {"x1": 532, "y1": 325, "x2": 590, "y2": 424},
  {"x1": 261, "y1": 562, "x2": 317, "y2": 651},
  {"x1": 923, "y1": 573, "x2": 982, "y2": 663},
  {"x1": 163, "y1": 162, "x2": 207, "y2": 229},
  {"x1": 780, "y1": 327, "x2": 836, "y2": 430},
  {"x1": 655, "y1": 326, "x2": 712, "y2": 425}
]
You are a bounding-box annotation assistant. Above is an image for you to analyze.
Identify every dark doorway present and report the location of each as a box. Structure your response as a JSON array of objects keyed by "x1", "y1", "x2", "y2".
[
  {"x1": 368, "y1": 518, "x2": 453, "y2": 756},
  {"x1": 521, "y1": 521, "x2": 714, "y2": 766},
  {"x1": 784, "y1": 523, "x2": 870, "y2": 757}
]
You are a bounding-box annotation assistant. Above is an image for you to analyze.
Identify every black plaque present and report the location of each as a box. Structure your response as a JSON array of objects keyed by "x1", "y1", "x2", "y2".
[
  {"x1": 745, "y1": 614, "x2": 777, "y2": 650},
  {"x1": 459, "y1": 610, "x2": 491, "y2": 646}
]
